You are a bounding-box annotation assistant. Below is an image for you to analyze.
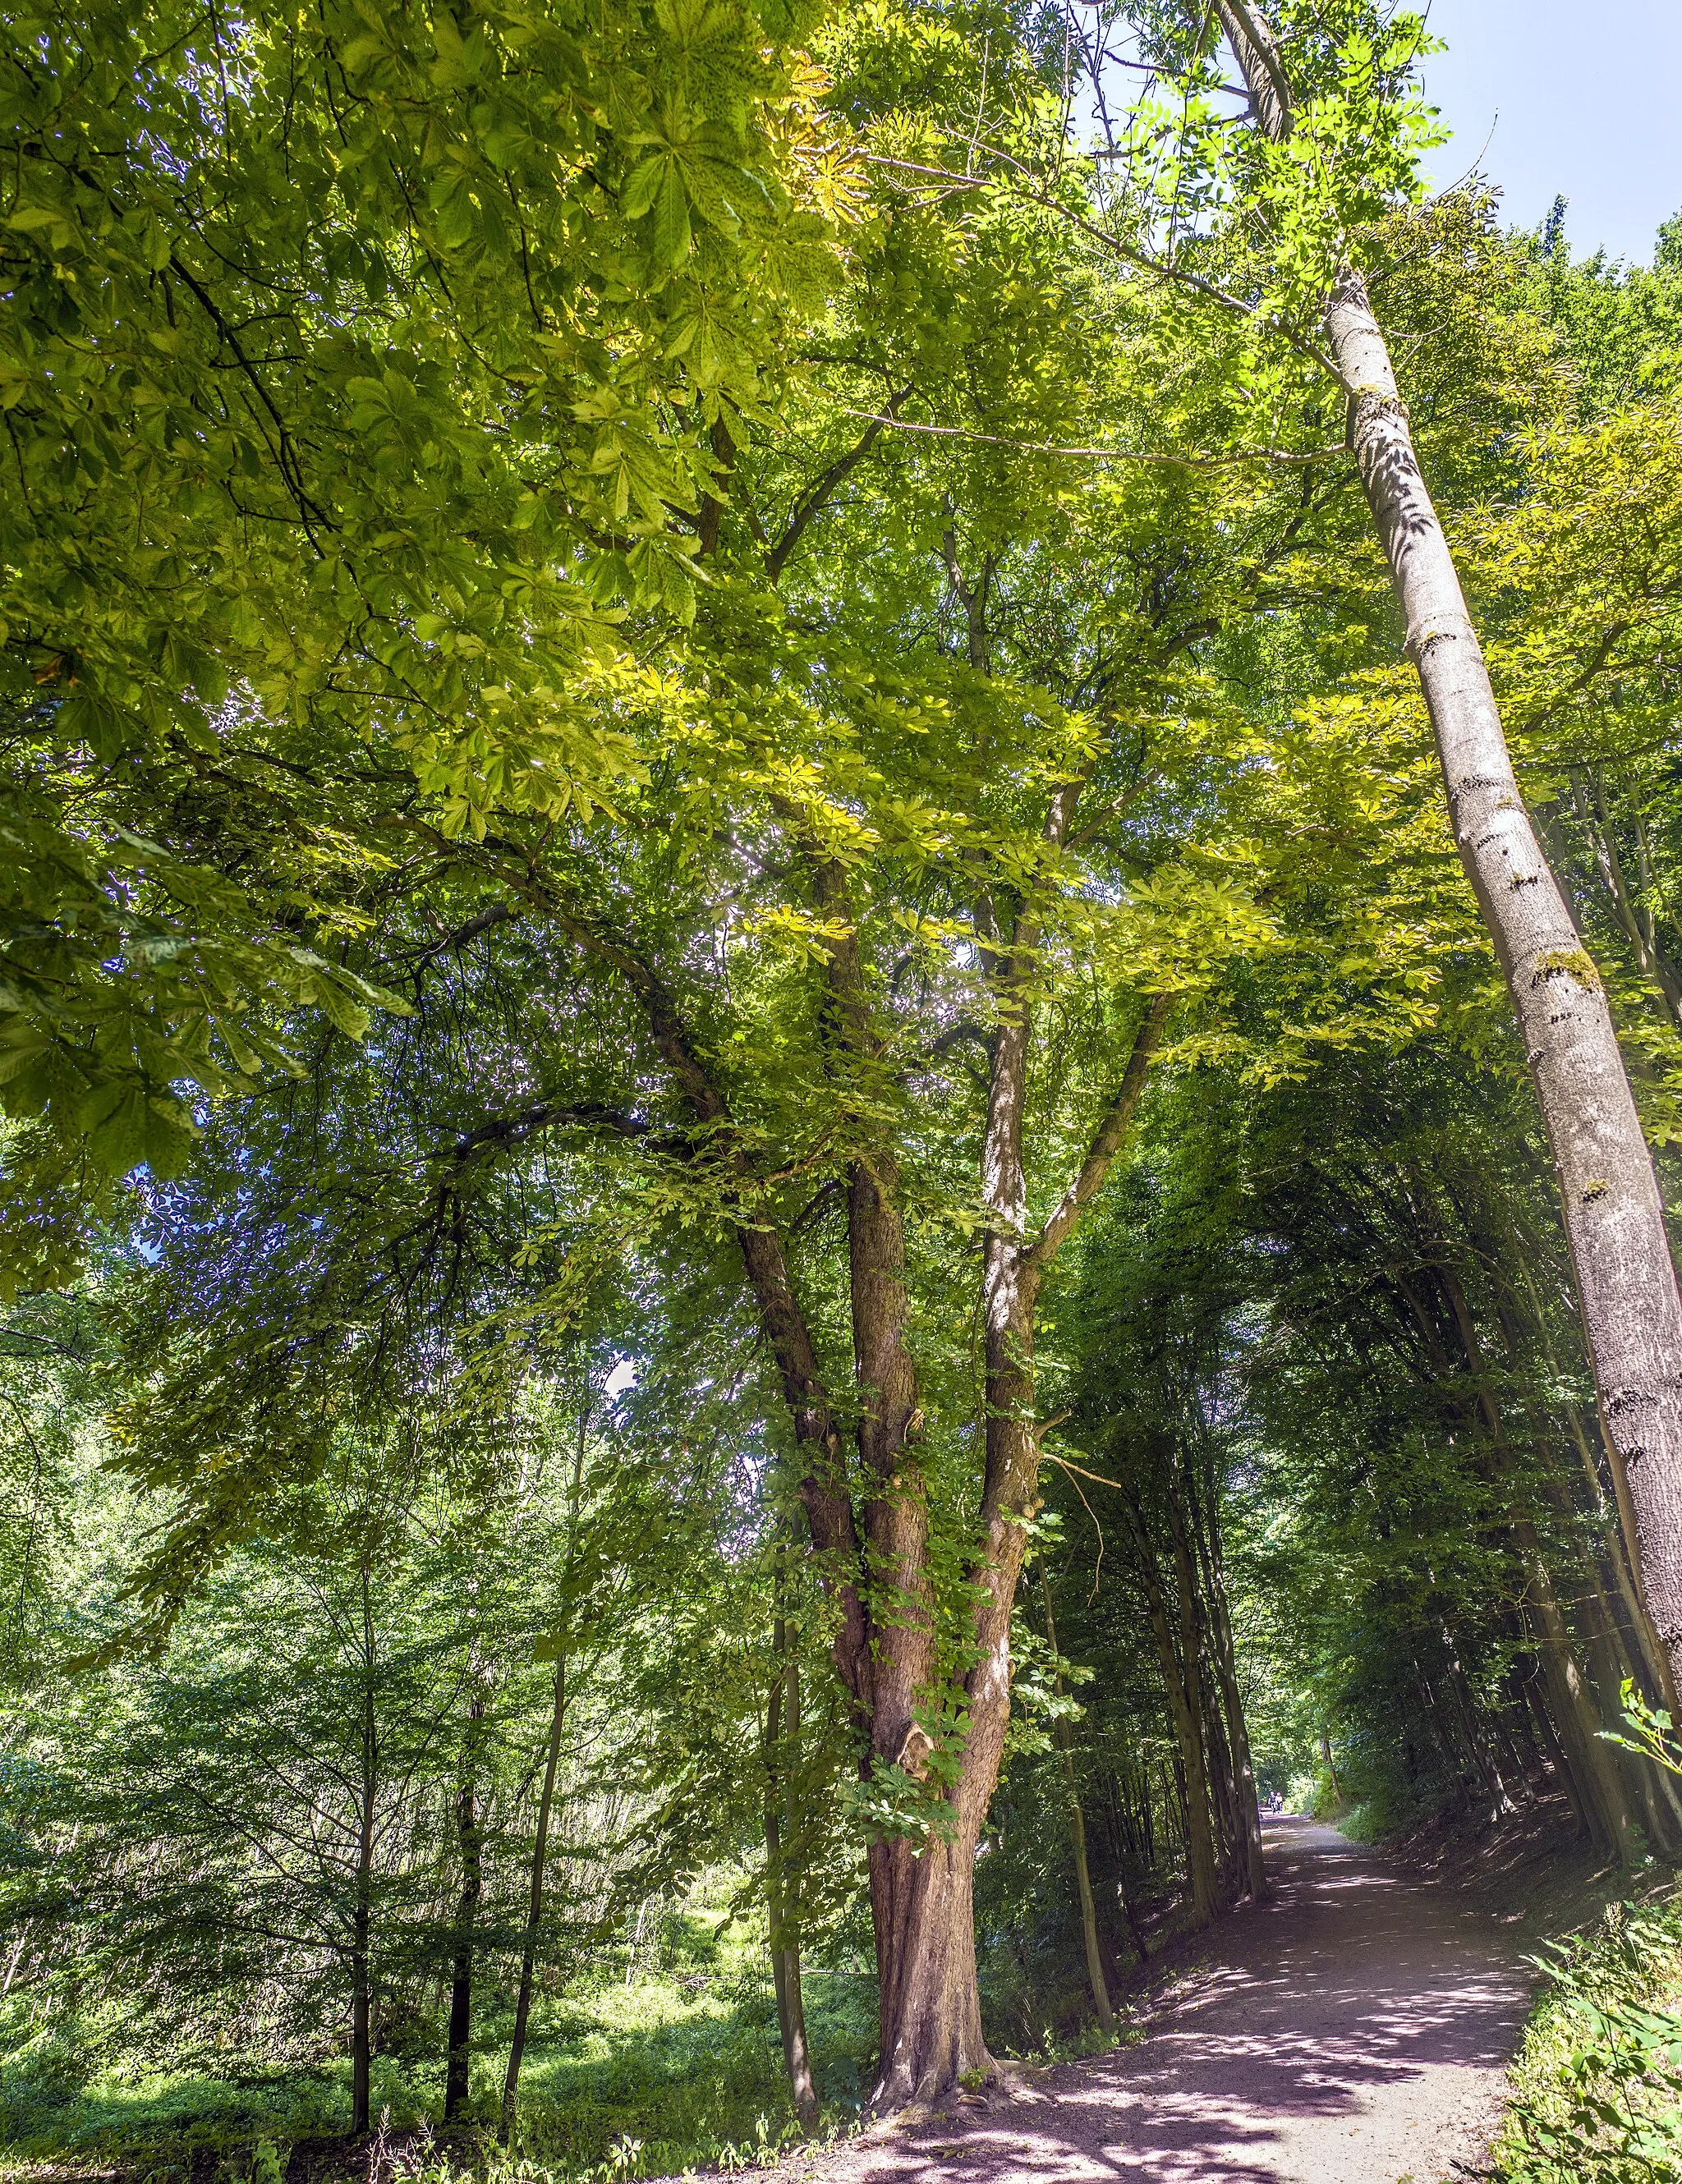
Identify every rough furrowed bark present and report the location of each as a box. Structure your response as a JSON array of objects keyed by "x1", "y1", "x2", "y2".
[
  {"x1": 1214, "y1": 0, "x2": 1682, "y2": 1690},
  {"x1": 869, "y1": 1824, "x2": 990, "y2": 2105}
]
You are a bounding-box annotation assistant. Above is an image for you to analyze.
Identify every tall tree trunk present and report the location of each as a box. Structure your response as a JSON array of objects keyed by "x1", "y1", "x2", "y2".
[
  {"x1": 352, "y1": 1562, "x2": 376, "y2": 2136},
  {"x1": 1039, "y1": 1569, "x2": 1114, "y2": 2032},
  {"x1": 575, "y1": 828, "x2": 1164, "y2": 2111},
  {"x1": 871, "y1": 984, "x2": 1164, "y2": 2105},
  {"x1": 1515, "y1": 1518, "x2": 1637, "y2": 1863},
  {"x1": 765, "y1": 1567, "x2": 820, "y2": 2130},
  {"x1": 500, "y1": 1649, "x2": 564, "y2": 2145},
  {"x1": 500, "y1": 1380, "x2": 590, "y2": 2147},
  {"x1": 444, "y1": 1682, "x2": 485, "y2": 2123},
  {"x1": 1318, "y1": 1728, "x2": 1342, "y2": 1805},
  {"x1": 870, "y1": 1824, "x2": 990, "y2": 2105},
  {"x1": 1214, "y1": 0, "x2": 1682, "y2": 1691}
]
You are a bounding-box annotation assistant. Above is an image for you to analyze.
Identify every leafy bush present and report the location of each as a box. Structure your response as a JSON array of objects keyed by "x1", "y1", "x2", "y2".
[{"x1": 1491, "y1": 1895, "x2": 1682, "y2": 2183}]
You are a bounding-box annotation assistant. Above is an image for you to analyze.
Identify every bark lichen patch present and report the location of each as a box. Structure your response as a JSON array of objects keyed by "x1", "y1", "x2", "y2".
[{"x1": 1533, "y1": 947, "x2": 1602, "y2": 990}]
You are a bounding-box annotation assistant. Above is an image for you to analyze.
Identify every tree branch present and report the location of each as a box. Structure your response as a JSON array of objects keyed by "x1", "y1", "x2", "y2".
[
  {"x1": 766, "y1": 386, "x2": 915, "y2": 580},
  {"x1": 1025, "y1": 994, "x2": 1170, "y2": 1270}
]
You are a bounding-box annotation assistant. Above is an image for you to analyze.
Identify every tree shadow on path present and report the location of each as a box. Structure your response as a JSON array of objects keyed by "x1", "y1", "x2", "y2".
[{"x1": 819, "y1": 1819, "x2": 1533, "y2": 2184}]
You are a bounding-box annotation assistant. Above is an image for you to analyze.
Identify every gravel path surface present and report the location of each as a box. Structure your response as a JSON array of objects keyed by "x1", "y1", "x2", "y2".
[{"x1": 810, "y1": 1817, "x2": 1533, "y2": 2184}]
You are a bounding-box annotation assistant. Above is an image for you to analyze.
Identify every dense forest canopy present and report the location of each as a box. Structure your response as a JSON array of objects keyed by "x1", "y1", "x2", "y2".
[{"x1": 7, "y1": 0, "x2": 1682, "y2": 2173}]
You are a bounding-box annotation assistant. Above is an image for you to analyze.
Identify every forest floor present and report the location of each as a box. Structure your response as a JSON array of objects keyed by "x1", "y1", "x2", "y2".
[{"x1": 779, "y1": 1818, "x2": 1548, "y2": 2184}]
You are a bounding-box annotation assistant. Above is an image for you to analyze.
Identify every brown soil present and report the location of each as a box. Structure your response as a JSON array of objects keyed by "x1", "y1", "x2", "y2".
[{"x1": 788, "y1": 1818, "x2": 1538, "y2": 2184}]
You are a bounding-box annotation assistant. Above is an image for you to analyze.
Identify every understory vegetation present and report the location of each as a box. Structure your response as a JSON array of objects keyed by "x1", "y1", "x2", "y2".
[{"x1": 8, "y1": 0, "x2": 1682, "y2": 2178}]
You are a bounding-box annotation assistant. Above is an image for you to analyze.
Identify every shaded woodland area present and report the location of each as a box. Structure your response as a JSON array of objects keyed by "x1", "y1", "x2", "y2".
[{"x1": 6, "y1": 0, "x2": 1682, "y2": 2177}]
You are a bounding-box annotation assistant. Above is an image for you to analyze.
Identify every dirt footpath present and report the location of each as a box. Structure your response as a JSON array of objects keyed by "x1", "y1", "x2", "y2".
[{"x1": 810, "y1": 1817, "x2": 1534, "y2": 2184}]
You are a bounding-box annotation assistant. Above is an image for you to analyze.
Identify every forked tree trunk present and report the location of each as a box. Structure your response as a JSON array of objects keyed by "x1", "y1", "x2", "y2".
[
  {"x1": 583, "y1": 834, "x2": 1164, "y2": 2111},
  {"x1": 1213, "y1": 0, "x2": 1682, "y2": 1691}
]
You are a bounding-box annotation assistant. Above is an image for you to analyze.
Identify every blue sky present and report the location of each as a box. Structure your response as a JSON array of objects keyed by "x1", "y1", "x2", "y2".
[{"x1": 1417, "y1": 0, "x2": 1682, "y2": 264}]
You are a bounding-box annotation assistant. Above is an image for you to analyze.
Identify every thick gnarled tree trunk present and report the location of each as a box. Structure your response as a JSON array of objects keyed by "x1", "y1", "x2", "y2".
[
  {"x1": 1215, "y1": 0, "x2": 1682, "y2": 1691},
  {"x1": 869, "y1": 1830, "x2": 990, "y2": 2103}
]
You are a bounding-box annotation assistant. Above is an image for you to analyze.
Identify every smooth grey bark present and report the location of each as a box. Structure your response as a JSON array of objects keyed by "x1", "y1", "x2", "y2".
[{"x1": 1213, "y1": 0, "x2": 1682, "y2": 1690}]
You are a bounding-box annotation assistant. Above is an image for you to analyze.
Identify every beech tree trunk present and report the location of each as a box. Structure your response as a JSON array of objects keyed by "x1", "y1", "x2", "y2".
[{"x1": 1215, "y1": 0, "x2": 1682, "y2": 1694}]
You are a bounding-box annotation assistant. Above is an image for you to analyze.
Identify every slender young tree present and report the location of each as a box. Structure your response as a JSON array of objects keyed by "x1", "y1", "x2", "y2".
[
  {"x1": 1038, "y1": 1568, "x2": 1114, "y2": 2033},
  {"x1": 764, "y1": 1549, "x2": 820, "y2": 2131},
  {"x1": 500, "y1": 1378, "x2": 592, "y2": 2147},
  {"x1": 443, "y1": 1675, "x2": 485, "y2": 2123}
]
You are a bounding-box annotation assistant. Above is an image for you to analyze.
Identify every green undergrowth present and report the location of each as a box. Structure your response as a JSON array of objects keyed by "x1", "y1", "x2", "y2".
[
  {"x1": 0, "y1": 1906, "x2": 880, "y2": 2183},
  {"x1": 1487, "y1": 1888, "x2": 1682, "y2": 2183}
]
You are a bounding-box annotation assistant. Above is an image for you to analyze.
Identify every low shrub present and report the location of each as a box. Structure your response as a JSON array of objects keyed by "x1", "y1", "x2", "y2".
[{"x1": 1489, "y1": 1893, "x2": 1682, "y2": 2183}]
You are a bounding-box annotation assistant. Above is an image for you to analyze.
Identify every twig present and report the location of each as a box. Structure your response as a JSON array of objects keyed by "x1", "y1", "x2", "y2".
[{"x1": 832, "y1": 403, "x2": 1342, "y2": 468}]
